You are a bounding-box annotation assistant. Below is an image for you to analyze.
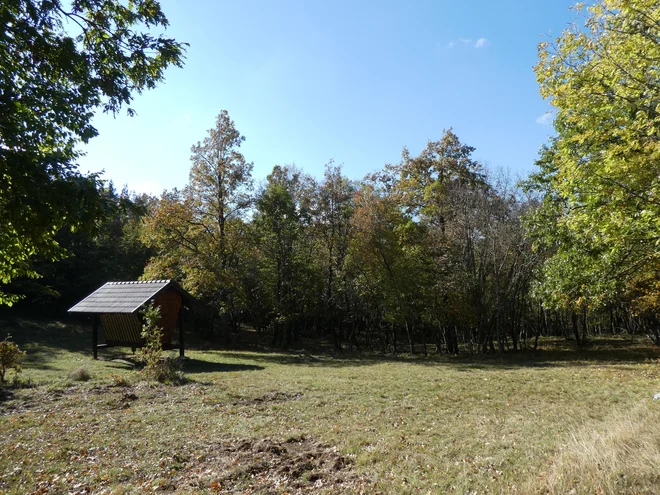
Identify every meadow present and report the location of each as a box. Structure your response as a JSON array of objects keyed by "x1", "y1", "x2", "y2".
[{"x1": 1, "y1": 319, "x2": 659, "y2": 494}]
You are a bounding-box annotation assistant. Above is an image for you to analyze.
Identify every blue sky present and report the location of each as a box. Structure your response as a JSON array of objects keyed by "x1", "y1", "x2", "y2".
[{"x1": 77, "y1": 0, "x2": 578, "y2": 195}]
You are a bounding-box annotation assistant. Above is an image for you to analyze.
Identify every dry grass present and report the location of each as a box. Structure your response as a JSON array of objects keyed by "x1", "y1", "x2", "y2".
[
  {"x1": 67, "y1": 366, "x2": 92, "y2": 382},
  {"x1": 0, "y1": 319, "x2": 659, "y2": 493},
  {"x1": 531, "y1": 400, "x2": 660, "y2": 494}
]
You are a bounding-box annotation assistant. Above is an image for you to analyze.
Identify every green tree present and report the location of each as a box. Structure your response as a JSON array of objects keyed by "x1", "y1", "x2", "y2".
[
  {"x1": 347, "y1": 173, "x2": 431, "y2": 354},
  {"x1": 253, "y1": 166, "x2": 316, "y2": 347},
  {"x1": 533, "y1": 1, "x2": 660, "y2": 314},
  {"x1": 9, "y1": 184, "x2": 155, "y2": 310},
  {"x1": 313, "y1": 162, "x2": 355, "y2": 348},
  {"x1": 391, "y1": 132, "x2": 489, "y2": 352},
  {"x1": 0, "y1": 0, "x2": 186, "y2": 305}
]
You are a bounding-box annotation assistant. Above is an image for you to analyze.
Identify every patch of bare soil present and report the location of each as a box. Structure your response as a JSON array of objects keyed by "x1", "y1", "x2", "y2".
[
  {"x1": 109, "y1": 390, "x2": 139, "y2": 410},
  {"x1": 230, "y1": 391, "x2": 304, "y2": 406},
  {"x1": 176, "y1": 436, "x2": 368, "y2": 494}
]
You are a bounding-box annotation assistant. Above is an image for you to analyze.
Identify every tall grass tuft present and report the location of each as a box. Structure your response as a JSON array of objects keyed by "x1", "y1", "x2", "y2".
[
  {"x1": 68, "y1": 366, "x2": 91, "y2": 382},
  {"x1": 531, "y1": 400, "x2": 660, "y2": 494}
]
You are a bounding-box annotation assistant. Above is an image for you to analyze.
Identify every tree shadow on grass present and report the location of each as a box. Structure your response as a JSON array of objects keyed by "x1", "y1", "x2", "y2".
[
  {"x1": 3, "y1": 318, "x2": 658, "y2": 371},
  {"x1": 101, "y1": 359, "x2": 137, "y2": 371},
  {"x1": 0, "y1": 387, "x2": 15, "y2": 404},
  {"x1": 183, "y1": 357, "x2": 264, "y2": 374},
  {"x1": 2, "y1": 318, "x2": 91, "y2": 352},
  {"x1": 91, "y1": 355, "x2": 264, "y2": 374},
  {"x1": 0, "y1": 380, "x2": 38, "y2": 409},
  {"x1": 213, "y1": 343, "x2": 658, "y2": 371}
]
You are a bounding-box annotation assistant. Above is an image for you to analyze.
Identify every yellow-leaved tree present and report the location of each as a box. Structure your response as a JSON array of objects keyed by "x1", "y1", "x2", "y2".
[{"x1": 531, "y1": 1, "x2": 660, "y2": 342}]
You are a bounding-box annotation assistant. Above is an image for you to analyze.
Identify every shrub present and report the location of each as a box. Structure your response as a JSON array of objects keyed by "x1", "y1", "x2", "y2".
[
  {"x1": 68, "y1": 366, "x2": 91, "y2": 382},
  {"x1": 139, "y1": 303, "x2": 183, "y2": 384},
  {"x1": 0, "y1": 335, "x2": 26, "y2": 383}
]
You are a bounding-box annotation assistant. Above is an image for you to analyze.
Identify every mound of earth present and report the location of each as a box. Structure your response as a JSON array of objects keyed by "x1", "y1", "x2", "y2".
[{"x1": 178, "y1": 435, "x2": 368, "y2": 494}]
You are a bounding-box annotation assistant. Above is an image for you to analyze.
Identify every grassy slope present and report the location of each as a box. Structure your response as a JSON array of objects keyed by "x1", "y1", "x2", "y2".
[{"x1": 1, "y1": 319, "x2": 659, "y2": 494}]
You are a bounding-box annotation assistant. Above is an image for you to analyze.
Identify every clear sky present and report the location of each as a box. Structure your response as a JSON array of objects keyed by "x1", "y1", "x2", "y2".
[{"x1": 77, "y1": 0, "x2": 578, "y2": 195}]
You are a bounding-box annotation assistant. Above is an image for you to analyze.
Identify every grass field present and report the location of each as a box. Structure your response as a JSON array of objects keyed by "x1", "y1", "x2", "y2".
[{"x1": 1, "y1": 318, "x2": 659, "y2": 494}]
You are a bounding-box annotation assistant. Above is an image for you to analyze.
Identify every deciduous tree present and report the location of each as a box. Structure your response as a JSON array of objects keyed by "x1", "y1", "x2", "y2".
[
  {"x1": 0, "y1": 0, "x2": 186, "y2": 304},
  {"x1": 143, "y1": 112, "x2": 253, "y2": 323},
  {"x1": 534, "y1": 0, "x2": 660, "y2": 314}
]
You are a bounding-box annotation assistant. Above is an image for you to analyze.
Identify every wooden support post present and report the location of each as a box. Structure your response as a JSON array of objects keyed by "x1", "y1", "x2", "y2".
[
  {"x1": 92, "y1": 315, "x2": 99, "y2": 360},
  {"x1": 178, "y1": 307, "x2": 185, "y2": 358}
]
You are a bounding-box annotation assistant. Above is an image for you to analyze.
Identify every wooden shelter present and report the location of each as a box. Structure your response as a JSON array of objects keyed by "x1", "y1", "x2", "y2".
[{"x1": 68, "y1": 280, "x2": 196, "y2": 359}]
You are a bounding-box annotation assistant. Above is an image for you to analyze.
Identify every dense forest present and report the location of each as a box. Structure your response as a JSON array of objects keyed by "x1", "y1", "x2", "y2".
[{"x1": 3, "y1": 1, "x2": 660, "y2": 353}]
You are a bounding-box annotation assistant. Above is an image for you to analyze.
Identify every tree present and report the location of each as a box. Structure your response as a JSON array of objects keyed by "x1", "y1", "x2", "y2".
[
  {"x1": 0, "y1": 0, "x2": 186, "y2": 305},
  {"x1": 253, "y1": 165, "x2": 317, "y2": 347},
  {"x1": 313, "y1": 162, "x2": 355, "y2": 348},
  {"x1": 347, "y1": 172, "x2": 430, "y2": 354},
  {"x1": 189, "y1": 110, "x2": 254, "y2": 267},
  {"x1": 395, "y1": 130, "x2": 486, "y2": 221},
  {"x1": 8, "y1": 184, "x2": 155, "y2": 311},
  {"x1": 391, "y1": 132, "x2": 489, "y2": 352},
  {"x1": 534, "y1": 1, "x2": 660, "y2": 315},
  {"x1": 143, "y1": 112, "x2": 253, "y2": 323}
]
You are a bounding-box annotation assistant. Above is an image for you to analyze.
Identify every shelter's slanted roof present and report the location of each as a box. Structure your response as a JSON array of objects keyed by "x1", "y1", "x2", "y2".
[{"x1": 68, "y1": 280, "x2": 185, "y2": 314}]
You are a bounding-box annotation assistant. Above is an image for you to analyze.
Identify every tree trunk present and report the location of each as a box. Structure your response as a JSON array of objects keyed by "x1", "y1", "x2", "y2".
[
  {"x1": 571, "y1": 312, "x2": 582, "y2": 346},
  {"x1": 405, "y1": 321, "x2": 414, "y2": 354}
]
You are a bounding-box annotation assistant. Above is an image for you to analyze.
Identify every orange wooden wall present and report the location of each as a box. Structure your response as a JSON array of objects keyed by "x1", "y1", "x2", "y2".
[{"x1": 154, "y1": 290, "x2": 182, "y2": 343}]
